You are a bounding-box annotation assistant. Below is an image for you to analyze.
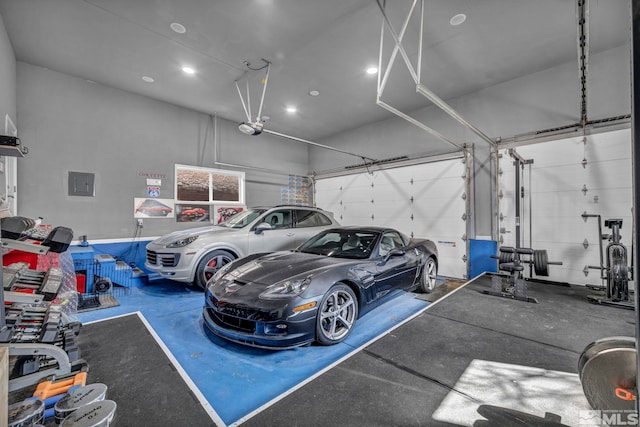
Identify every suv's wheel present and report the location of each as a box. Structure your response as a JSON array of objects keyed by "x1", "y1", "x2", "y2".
[{"x1": 194, "y1": 250, "x2": 235, "y2": 289}]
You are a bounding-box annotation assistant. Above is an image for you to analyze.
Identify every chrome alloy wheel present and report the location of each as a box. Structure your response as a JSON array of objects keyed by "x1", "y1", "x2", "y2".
[
  {"x1": 318, "y1": 285, "x2": 357, "y2": 343},
  {"x1": 420, "y1": 257, "x2": 437, "y2": 293}
]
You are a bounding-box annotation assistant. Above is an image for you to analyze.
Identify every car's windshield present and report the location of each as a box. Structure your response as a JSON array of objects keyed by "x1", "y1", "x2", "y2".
[
  {"x1": 217, "y1": 209, "x2": 266, "y2": 228},
  {"x1": 298, "y1": 230, "x2": 380, "y2": 259}
]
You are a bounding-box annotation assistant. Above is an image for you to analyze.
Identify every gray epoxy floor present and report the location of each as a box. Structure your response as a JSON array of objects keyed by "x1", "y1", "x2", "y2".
[{"x1": 241, "y1": 274, "x2": 636, "y2": 427}]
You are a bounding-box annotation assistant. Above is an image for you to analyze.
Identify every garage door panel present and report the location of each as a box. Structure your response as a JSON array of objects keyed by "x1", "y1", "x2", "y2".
[
  {"x1": 513, "y1": 137, "x2": 582, "y2": 166},
  {"x1": 587, "y1": 131, "x2": 631, "y2": 159},
  {"x1": 413, "y1": 176, "x2": 465, "y2": 196},
  {"x1": 317, "y1": 157, "x2": 467, "y2": 278},
  {"x1": 585, "y1": 164, "x2": 631, "y2": 191},
  {"x1": 498, "y1": 128, "x2": 632, "y2": 287}
]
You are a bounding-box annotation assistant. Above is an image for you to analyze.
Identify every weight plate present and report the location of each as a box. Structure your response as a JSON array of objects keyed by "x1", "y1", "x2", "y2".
[
  {"x1": 499, "y1": 251, "x2": 513, "y2": 264},
  {"x1": 533, "y1": 249, "x2": 549, "y2": 276},
  {"x1": 579, "y1": 336, "x2": 636, "y2": 410}
]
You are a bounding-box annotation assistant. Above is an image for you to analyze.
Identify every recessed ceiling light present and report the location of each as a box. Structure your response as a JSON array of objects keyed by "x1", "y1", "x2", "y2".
[
  {"x1": 450, "y1": 13, "x2": 466, "y2": 26},
  {"x1": 142, "y1": 76, "x2": 155, "y2": 83},
  {"x1": 286, "y1": 106, "x2": 297, "y2": 114},
  {"x1": 309, "y1": 90, "x2": 320, "y2": 97},
  {"x1": 366, "y1": 66, "x2": 378, "y2": 75},
  {"x1": 262, "y1": 115, "x2": 270, "y2": 121},
  {"x1": 182, "y1": 66, "x2": 196, "y2": 75},
  {"x1": 170, "y1": 22, "x2": 186, "y2": 34}
]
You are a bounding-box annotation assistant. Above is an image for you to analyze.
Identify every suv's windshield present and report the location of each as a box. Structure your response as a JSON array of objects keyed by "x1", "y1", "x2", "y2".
[{"x1": 217, "y1": 209, "x2": 266, "y2": 229}]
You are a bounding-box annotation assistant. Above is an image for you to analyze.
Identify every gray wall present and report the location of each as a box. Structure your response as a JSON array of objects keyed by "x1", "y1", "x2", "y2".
[
  {"x1": 0, "y1": 14, "x2": 15, "y2": 125},
  {"x1": 311, "y1": 44, "x2": 631, "y2": 237},
  {"x1": 14, "y1": 62, "x2": 309, "y2": 240}
]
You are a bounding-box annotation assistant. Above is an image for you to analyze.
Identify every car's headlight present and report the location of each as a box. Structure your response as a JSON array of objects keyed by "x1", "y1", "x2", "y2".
[
  {"x1": 259, "y1": 277, "x2": 311, "y2": 300},
  {"x1": 166, "y1": 235, "x2": 199, "y2": 248}
]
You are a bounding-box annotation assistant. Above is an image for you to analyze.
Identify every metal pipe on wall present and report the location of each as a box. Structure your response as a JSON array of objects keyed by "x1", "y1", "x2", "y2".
[{"x1": 630, "y1": 1, "x2": 639, "y2": 413}]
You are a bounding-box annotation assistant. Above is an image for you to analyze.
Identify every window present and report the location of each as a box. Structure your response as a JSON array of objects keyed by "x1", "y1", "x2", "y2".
[
  {"x1": 378, "y1": 232, "x2": 405, "y2": 257},
  {"x1": 295, "y1": 210, "x2": 332, "y2": 227},
  {"x1": 175, "y1": 164, "x2": 245, "y2": 204},
  {"x1": 263, "y1": 210, "x2": 292, "y2": 229}
]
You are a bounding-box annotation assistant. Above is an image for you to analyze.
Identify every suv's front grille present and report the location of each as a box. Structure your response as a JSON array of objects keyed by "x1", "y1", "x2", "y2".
[{"x1": 146, "y1": 250, "x2": 179, "y2": 267}]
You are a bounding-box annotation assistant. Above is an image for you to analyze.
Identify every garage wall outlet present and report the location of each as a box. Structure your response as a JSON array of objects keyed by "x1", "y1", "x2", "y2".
[{"x1": 137, "y1": 219, "x2": 143, "y2": 227}]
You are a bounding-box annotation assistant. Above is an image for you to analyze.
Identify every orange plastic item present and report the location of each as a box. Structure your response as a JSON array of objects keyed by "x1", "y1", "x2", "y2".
[
  {"x1": 615, "y1": 387, "x2": 636, "y2": 401},
  {"x1": 33, "y1": 372, "x2": 87, "y2": 400}
]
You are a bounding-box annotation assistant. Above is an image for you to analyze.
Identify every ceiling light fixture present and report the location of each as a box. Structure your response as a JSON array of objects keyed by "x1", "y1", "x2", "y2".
[
  {"x1": 450, "y1": 13, "x2": 466, "y2": 26},
  {"x1": 239, "y1": 122, "x2": 263, "y2": 135},
  {"x1": 286, "y1": 106, "x2": 297, "y2": 113},
  {"x1": 309, "y1": 90, "x2": 320, "y2": 97},
  {"x1": 366, "y1": 66, "x2": 378, "y2": 75},
  {"x1": 170, "y1": 22, "x2": 186, "y2": 34},
  {"x1": 182, "y1": 66, "x2": 195, "y2": 75},
  {"x1": 142, "y1": 76, "x2": 155, "y2": 83}
]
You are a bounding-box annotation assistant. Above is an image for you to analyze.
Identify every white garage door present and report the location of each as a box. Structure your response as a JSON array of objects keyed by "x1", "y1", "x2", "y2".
[
  {"x1": 315, "y1": 157, "x2": 469, "y2": 278},
  {"x1": 499, "y1": 128, "x2": 632, "y2": 287}
]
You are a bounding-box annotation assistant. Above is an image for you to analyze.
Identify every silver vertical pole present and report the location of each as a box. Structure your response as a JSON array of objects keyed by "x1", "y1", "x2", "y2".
[{"x1": 630, "y1": 0, "x2": 639, "y2": 415}]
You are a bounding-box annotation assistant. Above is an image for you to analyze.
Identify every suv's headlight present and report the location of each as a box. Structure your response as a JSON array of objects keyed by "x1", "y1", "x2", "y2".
[
  {"x1": 166, "y1": 235, "x2": 199, "y2": 248},
  {"x1": 259, "y1": 277, "x2": 311, "y2": 299}
]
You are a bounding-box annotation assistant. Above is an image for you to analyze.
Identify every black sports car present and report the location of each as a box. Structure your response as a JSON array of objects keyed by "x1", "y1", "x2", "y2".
[{"x1": 202, "y1": 226, "x2": 438, "y2": 349}]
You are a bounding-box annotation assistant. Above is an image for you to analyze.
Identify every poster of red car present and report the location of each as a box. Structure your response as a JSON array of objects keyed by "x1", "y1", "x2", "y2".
[
  {"x1": 215, "y1": 206, "x2": 244, "y2": 224},
  {"x1": 176, "y1": 205, "x2": 210, "y2": 222}
]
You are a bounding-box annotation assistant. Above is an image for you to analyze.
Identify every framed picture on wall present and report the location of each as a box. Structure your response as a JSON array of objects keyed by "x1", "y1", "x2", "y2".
[
  {"x1": 175, "y1": 164, "x2": 245, "y2": 204},
  {"x1": 134, "y1": 198, "x2": 175, "y2": 218},
  {"x1": 176, "y1": 167, "x2": 210, "y2": 201},
  {"x1": 176, "y1": 204, "x2": 211, "y2": 223},
  {"x1": 214, "y1": 205, "x2": 245, "y2": 224}
]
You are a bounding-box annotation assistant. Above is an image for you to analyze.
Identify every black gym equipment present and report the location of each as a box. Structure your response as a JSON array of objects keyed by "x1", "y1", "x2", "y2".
[
  {"x1": 485, "y1": 246, "x2": 563, "y2": 303},
  {"x1": 486, "y1": 149, "x2": 563, "y2": 303},
  {"x1": 0, "y1": 216, "x2": 73, "y2": 254},
  {"x1": 582, "y1": 214, "x2": 634, "y2": 310}
]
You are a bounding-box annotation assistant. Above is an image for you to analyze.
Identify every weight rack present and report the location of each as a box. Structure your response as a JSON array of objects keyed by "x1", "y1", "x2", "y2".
[{"x1": 0, "y1": 218, "x2": 85, "y2": 392}]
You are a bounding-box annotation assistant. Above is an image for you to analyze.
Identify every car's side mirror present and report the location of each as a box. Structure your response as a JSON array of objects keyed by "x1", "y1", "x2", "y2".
[
  {"x1": 255, "y1": 222, "x2": 273, "y2": 235},
  {"x1": 377, "y1": 248, "x2": 406, "y2": 265}
]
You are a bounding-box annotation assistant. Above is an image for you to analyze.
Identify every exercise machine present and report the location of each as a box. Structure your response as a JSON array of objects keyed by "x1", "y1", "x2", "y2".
[
  {"x1": 582, "y1": 213, "x2": 634, "y2": 309},
  {"x1": 487, "y1": 149, "x2": 563, "y2": 303}
]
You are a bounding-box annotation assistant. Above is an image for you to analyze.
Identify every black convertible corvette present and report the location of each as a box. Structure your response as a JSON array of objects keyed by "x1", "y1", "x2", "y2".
[{"x1": 203, "y1": 226, "x2": 438, "y2": 349}]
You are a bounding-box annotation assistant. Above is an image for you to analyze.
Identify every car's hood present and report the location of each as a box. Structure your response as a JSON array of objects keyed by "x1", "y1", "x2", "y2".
[
  {"x1": 221, "y1": 251, "x2": 354, "y2": 292},
  {"x1": 151, "y1": 225, "x2": 238, "y2": 245}
]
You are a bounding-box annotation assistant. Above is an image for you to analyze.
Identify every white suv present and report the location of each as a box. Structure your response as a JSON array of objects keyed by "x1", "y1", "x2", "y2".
[{"x1": 145, "y1": 206, "x2": 339, "y2": 288}]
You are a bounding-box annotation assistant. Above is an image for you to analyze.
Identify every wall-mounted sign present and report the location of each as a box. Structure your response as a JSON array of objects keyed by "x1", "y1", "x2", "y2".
[{"x1": 147, "y1": 186, "x2": 160, "y2": 197}]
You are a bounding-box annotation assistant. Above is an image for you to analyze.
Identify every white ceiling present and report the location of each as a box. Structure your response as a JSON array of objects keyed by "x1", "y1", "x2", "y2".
[{"x1": 0, "y1": 0, "x2": 630, "y2": 141}]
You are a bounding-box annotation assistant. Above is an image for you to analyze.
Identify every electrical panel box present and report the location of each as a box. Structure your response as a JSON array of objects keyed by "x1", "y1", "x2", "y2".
[{"x1": 68, "y1": 172, "x2": 95, "y2": 197}]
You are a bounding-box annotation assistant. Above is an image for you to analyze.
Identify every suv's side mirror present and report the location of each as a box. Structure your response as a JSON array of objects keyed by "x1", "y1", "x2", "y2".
[{"x1": 255, "y1": 222, "x2": 273, "y2": 235}]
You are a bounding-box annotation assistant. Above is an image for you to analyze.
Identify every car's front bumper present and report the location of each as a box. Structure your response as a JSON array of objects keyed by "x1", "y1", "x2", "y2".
[
  {"x1": 202, "y1": 289, "x2": 318, "y2": 349},
  {"x1": 145, "y1": 243, "x2": 196, "y2": 282}
]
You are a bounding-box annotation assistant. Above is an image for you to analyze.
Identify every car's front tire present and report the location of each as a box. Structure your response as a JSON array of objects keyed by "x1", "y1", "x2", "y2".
[
  {"x1": 418, "y1": 256, "x2": 438, "y2": 293},
  {"x1": 316, "y1": 283, "x2": 358, "y2": 345},
  {"x1": 194, "y1": 249, "x2": 235, "y2": 289}
]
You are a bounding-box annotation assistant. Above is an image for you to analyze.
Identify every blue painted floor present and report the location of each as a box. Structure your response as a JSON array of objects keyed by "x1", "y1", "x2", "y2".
[{"x1": 76, "y1": 280, "x2": 430, "y2": 425}]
